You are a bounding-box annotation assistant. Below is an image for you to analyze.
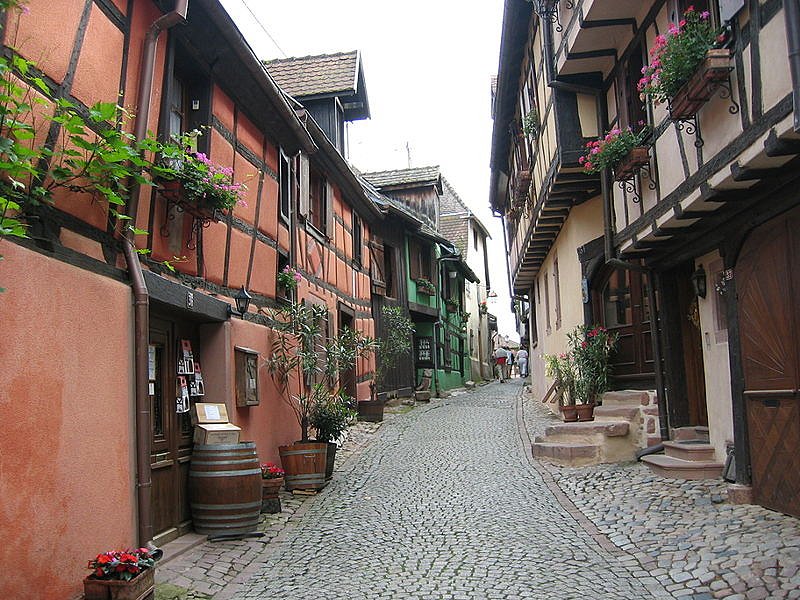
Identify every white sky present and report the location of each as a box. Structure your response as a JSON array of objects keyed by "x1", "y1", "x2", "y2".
[{"x1": 218, "y1": 0, "x2": 519, "y2": 340}]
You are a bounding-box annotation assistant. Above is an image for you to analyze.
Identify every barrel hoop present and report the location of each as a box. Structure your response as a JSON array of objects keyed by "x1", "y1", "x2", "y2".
[
  {"x1": 188, "y1": 468, "x2": 262, "y2": 477},
  {"x1": 285, "y1": 474, "x2": 325, "y2": 482},
  {"x1": 194, "y1": 523, "x2": 259, "y2": 532},
  {"x1": 190, "y1": 501, "x2": 262, "y2": 510},
  {"x1": 280, "y1": 449, "x2": 326, "y2": 457},
  {"x1": 190, "y1": 458, "x2": 258, "y2": 466},
  {"x1": 193, "y1": 513, "x2": 260, "y2": 522},
  {"x1": 195, "y1": 443, "x2": 256, "y2": 451},
  {"x1": 192, "y1": 451, "x2": 257, "y2": 458}
]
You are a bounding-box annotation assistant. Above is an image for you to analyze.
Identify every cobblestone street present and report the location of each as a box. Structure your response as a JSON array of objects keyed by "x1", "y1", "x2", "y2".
[{"x1": 157, "y1": 381, "x2": 800, "y2": 599}]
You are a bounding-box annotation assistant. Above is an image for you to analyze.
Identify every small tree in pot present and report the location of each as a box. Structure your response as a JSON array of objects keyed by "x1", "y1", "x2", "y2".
[
  {"x1": 309, "y1": 389, "x2": 356, "y2": 479},
  {"x1": 265, "y1": 296, "x2": 374, "y2": 490}
]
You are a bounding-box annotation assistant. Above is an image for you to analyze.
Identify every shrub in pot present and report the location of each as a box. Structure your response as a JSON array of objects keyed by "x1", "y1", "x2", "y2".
[{"x1": 310, "y1": 390, "x2": 356, "y2": 479}]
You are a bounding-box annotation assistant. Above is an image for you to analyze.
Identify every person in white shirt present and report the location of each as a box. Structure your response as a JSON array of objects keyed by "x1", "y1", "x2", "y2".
[
  {"x1": 493, "y1": 346, "x2": 508, "y2": 382},
  {"x1": 516, "y1": 348, "x2": 529, "y2": 378}
]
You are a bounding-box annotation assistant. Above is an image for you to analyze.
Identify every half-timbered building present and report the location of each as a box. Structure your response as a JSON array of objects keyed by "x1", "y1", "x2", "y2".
[
  {"x1": 491, "y1": 0, "x2": 800, "y2": 517},
  {"x1": 0, "y1": 2, "x2": 380, "y2": 597}
]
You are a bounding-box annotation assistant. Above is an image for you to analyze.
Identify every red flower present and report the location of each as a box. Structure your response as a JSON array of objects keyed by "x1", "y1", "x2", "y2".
[
  {"x1": 581, "y1": 341, "x2": 587, "y2": 348},
  {"x1": 97, "y1": 554, "x2": 113, "y2": 564}
]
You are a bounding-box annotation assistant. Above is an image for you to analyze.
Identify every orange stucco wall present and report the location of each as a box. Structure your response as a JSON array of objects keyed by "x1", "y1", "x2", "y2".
[{"x1": 0, "y1": 243, "x2": 136, "y2": 600}]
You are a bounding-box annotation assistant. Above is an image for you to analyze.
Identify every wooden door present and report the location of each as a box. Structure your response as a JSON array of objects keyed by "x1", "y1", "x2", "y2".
[
  {"x1": 737, "y1": 207, "x2": 800, "y2": 517},
  {"x1": 593, "y1": 267, "x2": 654, "y2": 387},
  {"x1": 676, "y1": 265, "x2": 708, "y2": 426},
  {"x1": 338, "y1": 308, "x2": 357, "y2": 401},
  {"x1": 149, "y1": 317, "x2": 194, "y2": 545}
]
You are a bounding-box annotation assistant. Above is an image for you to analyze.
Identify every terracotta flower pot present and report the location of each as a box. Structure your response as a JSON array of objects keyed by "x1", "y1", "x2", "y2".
[
  {"x1": 261, "y1": 476, "x2": 284, "y2": 514},
  {"x1": 560, "y1": 405, "x2": 578, "y2": 422},
  {"x1": 575, "y1": 403, "x2": 596, "y2": 422},
  {"x1": 83, "y1": 568, "x2": 154, "y2": 600}
]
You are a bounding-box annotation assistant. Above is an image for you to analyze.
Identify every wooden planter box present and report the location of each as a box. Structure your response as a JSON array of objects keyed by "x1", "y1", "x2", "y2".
[
  {"x1": 613, "y1": 146, "x2": 650, "y2": 181},
  {"x1": 669, "y1": 48, "x2": 733, "y2": 120},
  {"x1": 416, "y1": 281, "x2": 436, "y2": 296},
  {"x1": 445, "y1": 302, "x2": 459, "y2": 313},
  {"x1": 83, "y1": 569, "x2": 155, "y2": 600}
]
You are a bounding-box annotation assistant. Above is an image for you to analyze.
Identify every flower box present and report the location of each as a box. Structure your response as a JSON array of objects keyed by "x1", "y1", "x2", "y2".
[
  {"x1": 445, "y1": 301, "x2": 459, "y2": 313},
  {"x1": 416, "y1": 280, "x2": 436, "y2": 296},
  {"x1": 83, "y1": 568, "x2": 154, "y2": 600},
  {"x1": 613, "y1": 146, "x2": 650, "y2": 181},
  {"x1": 669, "y1": 48, "x2": 733, "y2": 120},
  {"x1": 157, "y1": 179, "x2": 220, "y2": 223}
]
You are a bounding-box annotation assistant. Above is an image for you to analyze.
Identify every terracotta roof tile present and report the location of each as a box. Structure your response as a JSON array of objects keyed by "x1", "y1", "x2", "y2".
[{"x1": 265, "y1": 51, "x2": 359, "y2": 98}]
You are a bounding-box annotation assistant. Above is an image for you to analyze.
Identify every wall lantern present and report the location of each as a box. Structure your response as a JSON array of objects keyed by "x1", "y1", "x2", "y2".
[
  {"x1": 690, "y1": 265, "x2": 707, "y2": 299},
  {"x1": 487, "y1": 290, "x2": 498, "y2": 298},
  {"x1": 230, "y1": 286, "x2": 252, "y2": 318}
]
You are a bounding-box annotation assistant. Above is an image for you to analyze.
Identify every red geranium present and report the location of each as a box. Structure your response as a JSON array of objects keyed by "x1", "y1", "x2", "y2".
[{"x1": 87, "y1": 548, "x2": 155, "y2": 581}]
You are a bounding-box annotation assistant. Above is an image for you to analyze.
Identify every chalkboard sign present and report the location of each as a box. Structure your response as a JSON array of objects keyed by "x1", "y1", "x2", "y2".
[{"x1": 414, "y1": 336, "x2": 434, "y2": 368}]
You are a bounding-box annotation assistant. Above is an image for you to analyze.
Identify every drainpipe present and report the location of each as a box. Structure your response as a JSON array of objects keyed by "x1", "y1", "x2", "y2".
[
  {"x1": 785, "y1": 0, "x2": 800, "y2": 132},
  {"x1": 122, "y1": 0, "x2": 188, "y2": 555}
]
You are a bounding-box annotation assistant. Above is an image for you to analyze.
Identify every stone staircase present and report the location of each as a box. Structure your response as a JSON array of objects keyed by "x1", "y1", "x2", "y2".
[
  {"x1": 640, "y1": 439, "x2": 724, "y2": 480},
  {"x1": 532, "y1": 390, "x2": 656, "y2": 466}
]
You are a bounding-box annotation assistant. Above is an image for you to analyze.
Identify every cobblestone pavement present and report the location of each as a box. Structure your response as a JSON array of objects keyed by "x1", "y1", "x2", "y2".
[
  {"x1": 160, "y1": 382, "x2": 668, "y2": 599},
  {"x1": 157, "y1": 381, "x2": 800, "y2": 599},
  {"x1": 522, "y1": 383, "x2": 800, "y2": 600}
]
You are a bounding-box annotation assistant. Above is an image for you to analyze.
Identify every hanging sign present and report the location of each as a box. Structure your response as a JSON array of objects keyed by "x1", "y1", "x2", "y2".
[
  {"x1": 414, "y1": 336, "x2": 434, "y2": 368},
  {"x1": 189, "y1": 361, "x2": 206, "y2": 397},
  {"x1": 178, "y1": 340, "x2": 195, "y2": 375},
  {"x1": 176, "y1": 375, "x2": 190, "y2": 413}
]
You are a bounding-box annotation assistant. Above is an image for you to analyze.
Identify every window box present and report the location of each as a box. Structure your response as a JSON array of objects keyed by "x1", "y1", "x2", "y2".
[
  {"x1": 445, "y1": 300, "x2": 459, "y2": 314},
  {"x1": 416, "y1": 279, "x2": 436, "y2": 296},
  {"x1": 613, "y1": 146, "x2": 650, "y2": 181},
  {"x1": 669, "y1": 48, "x2": 733, "y2": 120},
  {"x1": 158, "y1": 179, "x2": 221, "y2": 223}
]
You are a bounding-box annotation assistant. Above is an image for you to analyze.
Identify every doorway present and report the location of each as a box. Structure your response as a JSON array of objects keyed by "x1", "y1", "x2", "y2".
[
  {"x1": 736, "y1": 206, "x2": 800, "y2": 517},
  {"x1": 149, "y1": 316, "x2": 195, "y2": 545},
  {"x1": 338, "y1": 304, "x2": 357, "y2": 401}
]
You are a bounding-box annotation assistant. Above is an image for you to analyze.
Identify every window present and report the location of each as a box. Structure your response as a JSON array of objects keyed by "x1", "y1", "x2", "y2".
[
  {"x1": 473, "y1": 228, "x2": 478, "y2": 252},
  {"x1": 308, "y1": 168, "x2": 327, "y2": 233},
  {"x1": 408, "y1": 238, "x2": 432, "y2": 281},
  {"x1": 544, "y1": 271, "x2": 551, "y2": 334},
  {"x1": 279, "y1": 150, "x2": 291, "y2": 223},
  {"x1": 352, "y1": 213, "x2": 362, "y2": 267},
  {"x1": 553, "y1": 255, "x2": 562, "y2": 330},
  {"x1": 619, "y1": 41, "x2": 647, "y2": 129},
  {"x1": 530, "y1": 288, "x2": 539, "y2": 347},
  {"x1": 168, "y1": 75, "x2": 186, "y2": 139},
  {"x1": 277, "y1": 252, "x2": 290, "y2": 300},
  {"x1": 369, "y1": 238, "x2": 386, "y2": 295}
]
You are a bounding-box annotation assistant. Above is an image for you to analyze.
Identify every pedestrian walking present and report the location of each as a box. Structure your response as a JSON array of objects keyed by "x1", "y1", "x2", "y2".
[
  {"x1": 516, "y1": 347, "x2": 529, "y2": 378},
  {"x1": 506, "y1": 347, "x2": 515, "y2": 379},
  {"x1": 493, "y1": 346, "x2": 508, "y2": 382}
]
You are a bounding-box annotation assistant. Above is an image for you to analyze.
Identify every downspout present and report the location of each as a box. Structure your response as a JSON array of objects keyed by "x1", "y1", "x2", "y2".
[
  {"x1": 123, "y1": 0, "x2": 188, "y2": 554},
  {"x1": 785, "y1": 0, "x2": 800, "y2": 132}
]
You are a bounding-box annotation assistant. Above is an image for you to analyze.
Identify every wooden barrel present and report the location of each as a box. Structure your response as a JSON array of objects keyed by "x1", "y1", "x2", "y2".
[
  {"x1": 188, "y1": 442, "x2": 262, "y2": 536},
  {"x1": 357, "y1": 399, "x2": 385, "y2": 423},
  {"x1": 278, "y1": 442, "x2": 327, "y2": 491}
]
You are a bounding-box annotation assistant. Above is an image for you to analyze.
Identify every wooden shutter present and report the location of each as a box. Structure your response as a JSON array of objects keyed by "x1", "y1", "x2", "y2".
[
  {"x1": 409, "y1": 239, "x2": 420, "y2": 280},
  {"x1": 325, "y1": 181, "x2": 335, "y2": 238},
  {"x1": 369, "y1": 238, "x2": 386, "y2": 295},
  {"x1": 299, "y1": 153, "x2": 310, "y2": 220}
]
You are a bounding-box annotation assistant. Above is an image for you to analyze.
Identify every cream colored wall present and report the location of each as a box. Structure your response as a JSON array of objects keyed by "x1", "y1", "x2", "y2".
[
  {"x1": 528, "y1": 196, "x2": 604, "y2": 408},
  {"x1": 696, "y1": 251, "x2": 734, "y2": 463}
]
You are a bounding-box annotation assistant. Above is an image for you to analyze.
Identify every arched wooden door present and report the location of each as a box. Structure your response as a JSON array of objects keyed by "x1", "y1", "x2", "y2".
[
  {"x1": 592, "y1": 266, "x2": 655, "y2": 388},
  {"x1": 737, "y1": 207, "x2": 800, "y2": 517}
]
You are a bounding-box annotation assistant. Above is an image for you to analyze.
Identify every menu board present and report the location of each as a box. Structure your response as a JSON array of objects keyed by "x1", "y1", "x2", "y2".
[{"x1": 415, "y1": 336, "x2": 434, "y2": 368}]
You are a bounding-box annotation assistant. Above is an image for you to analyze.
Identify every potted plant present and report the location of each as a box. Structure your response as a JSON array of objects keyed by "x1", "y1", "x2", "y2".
[
  {"x1": 365, "y1": 306, "x2": 415, "y2": 421},
  {"x1": 638, "y1": 7, "x2": 731, "y2": 119},
  {"x1": 567, "y1": 324, "x2": 618, "y2": 421},
  {"x1": 445, "y1": 299, "x2": 459, "y2": 313},
  {"x1": 276, "y1": 265, "x2": 301, "y2": 301},
  {"x1": 580, "y1": 126, "x2": 650, "y2": 181},
  {"x1": 415, "y1": 277, "x2": 436, "y2": 296},
  {"x1": 265, "y1": 296, "x2": 374, "y2": 491},
  {"x1": 154, "y1": 131, "x2": 248, "y2": 221},
  {"x1": 545, "y1": 353, "x2": 578, "y2": 422},
  {"x1": 84, "y1": 548, "x2": 156, "y2": 600},
  {"x1": 260, "y1": 462, "x2": 285, "y2": 514},
  {"x1": 522, "y1": 107, "x2": 539, "y2": 138},
  {"x1": 309, "y1": 390, "x2": 356, "y2": 479},
  {"x1": 479, "y1": 300, "x2": 488, "y2": 315}
]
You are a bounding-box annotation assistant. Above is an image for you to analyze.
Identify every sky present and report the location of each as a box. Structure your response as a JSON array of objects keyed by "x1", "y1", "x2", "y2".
[{"x1": 218, "y1": 0, "x2": 518, "y2": 340}]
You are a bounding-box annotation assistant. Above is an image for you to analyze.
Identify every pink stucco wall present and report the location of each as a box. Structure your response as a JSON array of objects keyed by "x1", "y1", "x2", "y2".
[{"x1": 0, "y1": 243, "x2": 136, "y2": 600}]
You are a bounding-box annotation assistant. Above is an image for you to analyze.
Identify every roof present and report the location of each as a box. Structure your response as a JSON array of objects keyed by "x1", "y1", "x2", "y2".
[
  {"x1": 439, "y1": 214, "x2": 469, "y2": 255},
  {"x1": 440, "y1": 177, "x2": 492, "y2": 241},
  {"x1": 362, "y1": 166, "x2": 442, "y2": 191},
  {"x1": 265, "y1": 51, "x2": 360, "y2": 99}
]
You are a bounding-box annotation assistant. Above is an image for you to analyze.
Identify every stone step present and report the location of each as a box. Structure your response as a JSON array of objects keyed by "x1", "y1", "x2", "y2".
[
  {"x1": 601, "y1": 390, "x2": 650, "y2": 407},
  {"x1": 672, "y1": 425, "x2": 710, "y2": 441},
  {"x1": 544, "y1": 420, "x2": 630, "y2": 441},
  {"x1": 532, "y1": 442, "x2": 600, "y2": 466},
  {"x1": 640, "y1": 454, "x2": 723, "y2": 480},
  {"x1": 663, "y1": 440, "x2": 717, "y2": 462},
  {"x1": 594, "y1": 405, "x2": 640, "y2": 421}
]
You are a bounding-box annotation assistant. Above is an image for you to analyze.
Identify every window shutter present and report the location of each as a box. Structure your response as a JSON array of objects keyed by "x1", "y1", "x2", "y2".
[
  {"x1": 299, "y1": 153, "x2": 310, "y2": 219},
  {"x1": 325, "y1": 180, "x2": 335, "y2": 237},
  {"x1": 369, "y1": 238, "x2": 386, "y2": 295},
  {"x1": 409, "y1": 240, "x2": 420, "y2": 280}
]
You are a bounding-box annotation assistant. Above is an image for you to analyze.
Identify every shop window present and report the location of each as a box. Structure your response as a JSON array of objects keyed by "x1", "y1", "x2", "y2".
[{"x1": 235, "y1": 347, "x2": 259, "y2": 406}]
